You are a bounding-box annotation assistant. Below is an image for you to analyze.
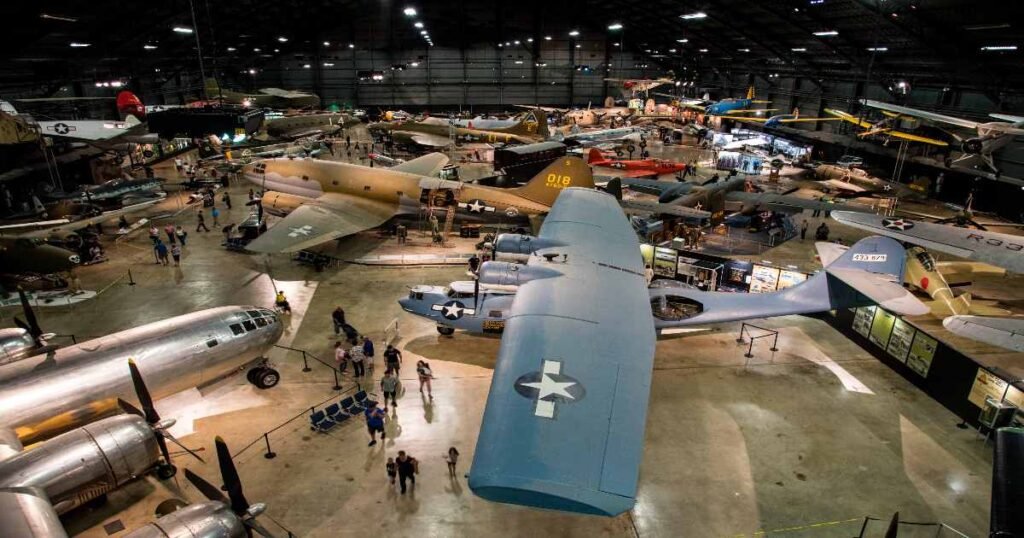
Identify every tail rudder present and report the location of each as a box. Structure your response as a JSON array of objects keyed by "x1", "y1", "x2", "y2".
[
  {"x1": 826, "y1": 235, "x2": 906, "y2": 279},
  {"x1": 514, "y1": 157, "x2": 594, "y2": 207},
  {"x1": 587, "y1": 148, "x2": 605, "y2": 164},
  {"x1": 500, "y1": 108, "x2": 548, "y2": 138},
  {"x1": 746, "y1": 86, "x2": 755, "y2": 99},
  {"x1": 116, "y1": 91, "x2": 146, "y2": 121},
  {"x1": 824, "y1": 235, "x2": 929, "y2": 316}
]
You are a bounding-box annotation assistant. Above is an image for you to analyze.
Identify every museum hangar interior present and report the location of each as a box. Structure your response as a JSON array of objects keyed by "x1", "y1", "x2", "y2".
[{"x1": 1, "y1": 1, "x2": 1023, "y2": 537}]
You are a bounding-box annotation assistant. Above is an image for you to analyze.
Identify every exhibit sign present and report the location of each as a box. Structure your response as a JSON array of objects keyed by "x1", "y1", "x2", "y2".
[
  {"x1": 886, "y1": 318, "x2": 915, "y2": 362},
  {"x1": 653, "y1": 247, "x2": 677, "y2": 278},
  {"x1": 969, "y1": 368, "x2": 1009, "y2": 408},
  {"x1": 777, "y1": 269, "x2": 807, "y2": 290},
  {"x1": 905, "y1": 331, "x2": 937, "y2": 377},
  {"x1": 750, "y1": 264, "x2": 781, "y2": 293},
  {"x1": 852, "y1": 306, "x2": 876, "y2": 338},
  {"x1": 869, "y1": 308, "x2": 896, "y2": 348}
]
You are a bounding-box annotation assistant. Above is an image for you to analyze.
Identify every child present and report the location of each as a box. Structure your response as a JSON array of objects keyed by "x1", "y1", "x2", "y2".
[
  {"x1": 444, "y1": 446, "x2": 459, "y2": 477},
  {"x1": 386, "y1": 457, "x2": 397, "y2": 485}
]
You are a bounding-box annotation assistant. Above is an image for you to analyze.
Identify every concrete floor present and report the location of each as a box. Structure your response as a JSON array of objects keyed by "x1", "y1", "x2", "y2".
[{"x1": 0, "y1": 133, "x2": 1003, "y2": 538}]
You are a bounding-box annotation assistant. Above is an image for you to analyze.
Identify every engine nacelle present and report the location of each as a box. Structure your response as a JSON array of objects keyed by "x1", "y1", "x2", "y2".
[
  {"x1": 0, "y1": 328, "x2": 37, "y2": 366},
  {"x1": 260, "y1": 191, "x2": 310, "y2": 217},
  {"x1": 493, "y1": 234, "x2": 566, "y2": 262},
  {"x1": 478, "y1": 261, "x2": 561, "y2": 287}
]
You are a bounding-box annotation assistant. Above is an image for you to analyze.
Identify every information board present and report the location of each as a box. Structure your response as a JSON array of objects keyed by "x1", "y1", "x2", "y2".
[
  {"x1": 906, "y1": 331, "x2": 938, "y2": 377},
  {"x1": 653, "y1": 247, "x2": 677, "y2": 277},
  {"x1": 969, "y1": 368, "x2": 1008, "y2": 408},
  {"x1": 852, "y1": 306, "x2": 875, "y2": 338},
  {"x1": 869, "y1": 308, "x2": 896, "y2": 348},
  {"x1": 777, "y1": 269, "x2": 807, "y2": 290},
  {"x1": 750, "y1": 264, "x2": 781, "y2": 293},
  {"x1": 886, "y1": 318, "x2": 915, "y2": 362}
]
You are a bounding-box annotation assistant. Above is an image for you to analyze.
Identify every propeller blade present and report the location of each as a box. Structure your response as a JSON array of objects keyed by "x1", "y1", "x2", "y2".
[
  {"x1": 18, "y1": 289, "x2": 42, "y2": 340},
  {"x1": 163, "y1": 431, "x2": 206, "y2": 463},
  {"x1": 128, "y1": 359, "x2": 160, "y2": 424},
  {"x1": 117, "y1": 398, "x2": 144, "y2": 417},
  {"x1": 155, "y1": 432, "x2": 172, "y2": 469},
  {"x1": 215, "y1": 436, "x2": 251, "y2": 515},
  {"x1": 969, "y1": 219, "x2": 988, "y2": 231},
  {"x1": 245, "y1": 519, "x2": 276, "y2": 538},
  {"x1": 185, "y1": 469, "x2": 228, "y2": 504},
  {"x1": 883, "y1": 511, "x2": 900, "y2": 538}
]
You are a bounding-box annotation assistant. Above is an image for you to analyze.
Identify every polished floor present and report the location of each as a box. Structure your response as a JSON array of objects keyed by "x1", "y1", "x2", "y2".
[{"x1": 1, "y1": 136, "x2": 1003, "y2": 538}]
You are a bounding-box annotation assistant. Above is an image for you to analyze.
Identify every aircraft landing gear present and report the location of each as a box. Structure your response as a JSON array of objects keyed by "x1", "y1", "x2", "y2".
[
  {"x1": 436, "y1": 326, "x2": 455, "y2": 336},
  {"x1": 248, "y1": 366, "x2": 280, "y2": 389},
  {"x1": 156, "y1": 463, "x2": 177, "y2": 480}
]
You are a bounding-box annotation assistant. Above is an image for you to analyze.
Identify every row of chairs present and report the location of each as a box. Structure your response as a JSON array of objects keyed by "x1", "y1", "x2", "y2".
[{"x1": 309, "y1": 390, "x2": 379, "y2": 433}]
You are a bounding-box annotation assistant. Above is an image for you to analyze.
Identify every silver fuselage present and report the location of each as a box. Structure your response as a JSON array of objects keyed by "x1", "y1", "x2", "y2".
[
  {"x1": 0, "y1": 306, "x2": 283, "y2": 444},
  {"x1": 124, "y1": 501, "x2": 248, "y2": 538}
]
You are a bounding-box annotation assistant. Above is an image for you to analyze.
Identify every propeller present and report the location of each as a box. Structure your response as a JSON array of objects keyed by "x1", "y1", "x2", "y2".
[
  {"x1": 119, "y1": 359, "x2": 204, "y2": 479},
  {"x1": 186, "y1": 436, "x2": 276, "y2": 538},
  {"x1": 883, "y1": 511, "x2": 900, "y2": 538},
  {"x1": 14, "y1": 289, "x2": 43, "y2": 343}
]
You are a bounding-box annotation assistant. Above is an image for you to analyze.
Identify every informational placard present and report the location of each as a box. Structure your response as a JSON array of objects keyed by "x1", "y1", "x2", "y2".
[
  {"x1": 886, "y1": 318, "x2": 915, "y2": 362},
  {"x1": 869, "y1": 308, "x2": 896, "y2": 348},
  {"x1": 906, "y1": 332, "x2": 938, "y2": 377},
  {"x1": 750, "y1": 264, "x2": 781, "y2": 293},
  {"x1": 1005, "y1": 385, "x2": 1024, "y2": 410},
  {"x1": 852, "y1": 306, "x2": 876, "y2": 338},
  {"x1": 653, "y1": 247, "x2": 677, "y2": 278},
  {"x1": 777, "y1": 270, "x2": 807, "y2": 290},
  {"x1": 969, "y1": 368, "x2": 1009, "y2": 408}
]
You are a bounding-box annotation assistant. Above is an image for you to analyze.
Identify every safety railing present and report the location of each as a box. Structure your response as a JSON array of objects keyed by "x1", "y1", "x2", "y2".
[
  {"x1": 273, "y1": 344, "x2": 350, "y2": 391},
  {"x1": 855, "y1": 516, "x2": 971, "y2": 538},
  {"x1": 736, "y1": 322, "x2": 779, "y2": 366}
]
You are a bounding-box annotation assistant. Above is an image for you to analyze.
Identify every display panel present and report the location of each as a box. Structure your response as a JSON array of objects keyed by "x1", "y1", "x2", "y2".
[
  {"x1": 886, "y1": 318, "x2": 915, "y2": 362},
  {"x1": 852, "y1": 306, "x2": 875, "y2": 338},
  {"x1": 905, "y1": 331, "x2": 937, "y2": 377},
  {"x1": 868, "y1": 308, "x2": 896, "y2": 348},
  {"x1": 749, "y1": 264, "x2": 780, "y2": 293},
  {"x1": 777, "y1": 269, "x2": 807, "y2": 290},
  {"x1": 653, "y1": 247, "x2": 677, "y2": 278},
  {"x1": 968, "y1": 368, "x2": 1009, "y2": 408}
]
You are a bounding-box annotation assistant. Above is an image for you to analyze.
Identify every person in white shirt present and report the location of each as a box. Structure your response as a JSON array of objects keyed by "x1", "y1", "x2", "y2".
[
  {"x1": 349, "y1": 343, "x2": 366, "y2": 378},
  {"x1": 333, "y1": 341, "x2": 347, "y2": 373}
]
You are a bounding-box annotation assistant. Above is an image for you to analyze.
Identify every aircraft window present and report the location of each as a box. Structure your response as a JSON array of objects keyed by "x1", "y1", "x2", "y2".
[
  {"x1": 397, "y1": 191, "x2": 404, "y2": 196},
  {"x1": 489, "y1": 311, "x2": 502, "y2": 318},
  {"x1": 333, "y1": 180, "x2": 339, "y2": 186},
  {"x1": 302, "y1": 175, "x2": 310, "y2": 181},
  {"x1": 259, "y1": 309, "x2": 275, "y2": 316},
  {"x1": 255, "y1": 317, "x2": 268, "y2": 327},
  {"x1": 243, "y1": 320, "x2": 257, "y2": 332},
  {"x1": 206, "y1": 339, "x2": 219, "y2": 348},
  {"x1": 915, "y1": 250, "x2": 936, "y2": 272},
  {"x1": 246, "y1": 310, "x2": 261, "y2": 318},
  {"x1": 230, "y1": 323, "x2": 244, "y2": 335},
  {"x1": 409, "y1": 290, "x2": 423, "y2": 300},
  {"x1": 364, "y1": 186, "x2": 371, "y2": 191},
  {"x1": 650, "y1": 295, "x2": 703, "y2": 321}
]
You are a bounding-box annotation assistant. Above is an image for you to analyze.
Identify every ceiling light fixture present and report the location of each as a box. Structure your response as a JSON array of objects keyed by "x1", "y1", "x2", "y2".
[
  {"x1": 791, "y1": 47, "x2": 807, "y2": 52},
  {"x1": 680, "y1": 12, "x2": 707, "y2": 20},
  {"x1": 544, "y1": 36, "x2": 552, "y2": 41},
  {"x1": 278, "y1": 36, "x2": 288, "y2": 42},
  {"x1": 569, "y1": 30, "x2": 579, "y2": 37},
  {"x1": 608, "y1": 23, "x2": 623, "y2": 31},
  {"x1": 414, "y1": 21, "x2": 424, "y2": 28},
  {"x1": 323, "y1": 41, "x2": 330, "y2": 46},
  {"x1": 403, "y1": 7, "x2": 417, "y2": 16},
  {"x1": 143, "y1": 44, "x2": 158, "y2": 50},
  {"x1": 866, "y1": 47, "x2": 888, "y2": 51},
  {"x1": 41, "y1": 13, "x2": 78, "y2": 22},
  {"x1": 69, "y1": 42, "x2": 91, "y2": 47},
  {"x1": 172, "y1": 26, "x2": 193, "y2": 34},
  {"x1": 980, "y1": 45, "x2": 1018, "y2": 51},
  {"x1": 813, "y1": 30, "x2": 838, "y2": 36},
  {"x1": 348, "y1": 43, "x2": 355, "y2": 49},
  {"x1": 677, "y1": 38, "x2": 689, "y2": 43}
]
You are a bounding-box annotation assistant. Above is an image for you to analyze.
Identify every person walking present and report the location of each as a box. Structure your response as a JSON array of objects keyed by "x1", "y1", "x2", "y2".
[
  {"x1": 384, "y1": 345, "x2": 402, "y2": 375},
  {"x1": 149, "y1": 224, "x2": 159, "y2": 244},
  {"x1": 332, "y1": 306, "x2": 346, "y2": 335},
  {"x1": 800, "y1": 219, "x2": 809, "y2": 241},
  {"x1": 365, "y1": 405, "x2": 386, "y2": 447},
  {"x1": 395, "y1": 451, "x2": 418, "y2": 494},
  {"x1": 171, "y1": 243, "x2": 182, "y2": 266},
  {"x1": 350, "y1": 341, "x2": 366, "y2": 378},
  {"x1": 380, "y1": 370, "x2": 399, "y2": 410},
  {"x1": 644, "y1": 264, "x2": 654, "y2": 287},
  {"x1": 155, "y1": 240, "x2": 169, "y2": 266},
  {"x1": 176, "y1": 225, "x2": 188, "y2": 246},
  {"x1": 386, "y1": 457, "x2": 397, "y2": 486},
  {"x1": 416, "y1": 360, "x2": 433, "y2": 399},
  {"x1": 334, "y1": 341, "x2": 348, "y2": 373},
  {"x1": 222, "y1": 191, "x2": 232, "y2": 209},
  {"x1": 164, "y1": 224, "x2": 176, "y2": 244},
  {"x1": 362, "y1": 336, "x2": 375, "y2": 373},
  {"x1": 444, "y1": 447, "x2": 460, "y2": 477},
  {"x1": 196, "y1": 211, "x2": 210, "y2": 232},
  {"x1": 211, "y1": 206, "x2": 220, "y2": 227}
]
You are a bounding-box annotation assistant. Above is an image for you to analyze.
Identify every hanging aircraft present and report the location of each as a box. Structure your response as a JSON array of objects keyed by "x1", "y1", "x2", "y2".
[
  {"x1": 0, "y1": 361, "x2": 206, "y2": 538},
  {"x1": 808, "y1": 163, "x2": 922, "y2": 200},
  {"x1": 824, "y1": 107, "x2": 949, "y2": 147},
  {"x1": 240, "y1": 155, "x2": 595, "y2": 253},
  {"x1": 586, "y1": 147, "x2": 687, "y2": 178},
  {"x1": 261, "y1": 112, "x2": 358, "y2": 140},
  {"x1": 367, "y1": 109, "x2": 549, "y2": 148},
  {"x1": 734, "y1": 108, "x2": 842, "y2": 129},
  {"x1": 604, "y1": 77, "x2": 676, "y2": 99},
  {"x1": 401, "y1": 234, "x2": 927, "y2": 338},
  {"x1": 0, "y1": 237, "x2": 80, "y2": 275},
  {"x1": 514, "y1": 100, "x2": 638, "y2": 127},
  {"x1": 686, "y1": 86, "x2": 775, "y2": 117},
  {"x1": 554, "y1": 126, "x2": 647, "y2": 148},
  {"x1": 1, "y1": 91, "x2": 157, "y2": 145},
  {"x1": 204, "y1": 79, "x2": 320, "y2": 109},
  {"x1": 861, "y1": 100, "x2": 1024, "y2": 175},
  {"x1": 0, "y1": 304, "x2": 283, "y2": 447}
]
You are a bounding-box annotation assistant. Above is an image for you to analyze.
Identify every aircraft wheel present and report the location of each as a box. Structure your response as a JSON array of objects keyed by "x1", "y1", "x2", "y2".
[
  {"x1": 157, "y1": 464, "x2": 177, "y2": 480},
  {"x1": 246, "y1": 367, "x2": 262, "y2": 384},
  {"x1": 437, "y1": 326, "x2": 455, "y2": 336},
  {"x1": 254, "y1": 367, "x2": 280, "y2": 389}
]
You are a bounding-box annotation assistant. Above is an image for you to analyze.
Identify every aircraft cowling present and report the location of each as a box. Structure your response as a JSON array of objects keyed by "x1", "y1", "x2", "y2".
[
  {"x1": 0, "y1": 328, "x2": 36, "y2": 366},
  {"x1": 477, "y1": 261, "x2": 562, "y2": 287},
  {"x1": 260, "y1": 191, "x2": 308, "y2": 217},
  {"x1": 658, "y1": 187, "x2": 687, "y2": 204},
  {"x1": 961, "y1": 138, "x2": 984, "y2": 154},
  {"x1": 493, "y1": 234, "x2": 567, "y2": 262}
]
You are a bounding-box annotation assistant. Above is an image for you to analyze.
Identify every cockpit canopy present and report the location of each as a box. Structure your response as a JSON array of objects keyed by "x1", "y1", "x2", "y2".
[{"x1": 650, "y1": 294, "x2": 703, "y2": 321}]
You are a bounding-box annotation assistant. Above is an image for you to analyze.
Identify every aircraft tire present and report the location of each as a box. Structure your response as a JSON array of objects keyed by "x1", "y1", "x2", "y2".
[
  {"x1": 436, "y1": 326, "x2": 455, "y2": 336},
  {"x1": 254, "y1": 367, "x2": 280, "y2": 389},
  {"x1": 157, "y1": 464, "x2": 177, "y2": 480},
  {"x1": 246, "y1": 367, "x2": 262, "y2": 384}
]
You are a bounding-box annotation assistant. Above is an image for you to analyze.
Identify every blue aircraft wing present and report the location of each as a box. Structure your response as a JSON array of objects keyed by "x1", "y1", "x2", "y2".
[{"x1": 469, "y1": 188, "x2": 656, "y2": 516}]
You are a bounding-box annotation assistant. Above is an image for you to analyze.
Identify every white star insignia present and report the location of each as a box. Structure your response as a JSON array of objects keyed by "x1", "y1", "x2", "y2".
[
  {"x1": 287, "y1": 225, "x2": 314, "y2": 237},
  {"x1": 522, "y1": 375, "x2": 577, "y2": 401},
  {"x1": 468, "y1": 200, "x2": 484, "y2": 213}
]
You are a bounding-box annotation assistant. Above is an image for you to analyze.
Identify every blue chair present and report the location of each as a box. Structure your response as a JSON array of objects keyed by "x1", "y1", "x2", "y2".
[
  {"x1": 325, "y1": 403, "x2": 345, "y2": 422},
  {"x1": 309, "y1": 410, "x2": 337, "y2": 433},
  {"x1": 340, "y1": 396, "x2": 359, "y2": 415},
  {"x1": 354, "y1": 390, "x2": 378, "y2": 409}
]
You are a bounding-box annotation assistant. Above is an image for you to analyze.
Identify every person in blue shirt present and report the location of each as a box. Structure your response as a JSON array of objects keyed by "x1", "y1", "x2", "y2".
[{"x1": 365, "y1": 405, "x2": 386, "y2": 447}]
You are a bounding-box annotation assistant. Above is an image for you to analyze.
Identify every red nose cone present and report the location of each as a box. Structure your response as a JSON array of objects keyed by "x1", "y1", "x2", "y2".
[
  {"x1": 920, "y1": 277, "x2": 929, "y2": 290},
  {"x1": 623, "y1": 81, "x2": 635, "y2": 89},
  {"x1": 116, "y1": 91, "x2": 145, "y2": 120}
]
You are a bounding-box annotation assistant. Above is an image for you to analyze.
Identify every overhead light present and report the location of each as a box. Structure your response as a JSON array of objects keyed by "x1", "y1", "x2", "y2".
[
  {"x1": 576, "y1": 44, "x2": 581, "y2": 48},
  {"x1": 809, "y1": 0, "x2": 825, "y2": 4},
  {"x1": 278, "y1": 36, "x2": 288, "y2": 42},
  {"x1": 69, "y1": 42, "x2": 91, "y2": 47},
  {"x1": 143, "y1": 44, "x2": 158, "y2": 50},
  {"x1": 248, "y1": 69, "x2": 256, "y2": 75},
  {"x1": 738, "y1": 48, "x2": 751, "y2": 52},
  {"x1": 527, "y1": 38, "x2": 533, "y2": 43},
  {"x1": 303, "y1": 64, "x2": 311, "y2": 69},
  {"x1": 866, "y1": 47, "x2": 888, "y2": 52},
  {"x1": 421, "y1": 30, "x2": 429, "y2": 35},
  {"x1": 348, "y1": 43, "x2": 355, "y2": 49},
  {"x1": 544, "y1": 36, "x2": 552, "y2": 41},
  {"x1": 172, "y1": 26, "x2": 193, "y2": 34},
  {"x1": 791, "y1": 47, "x2": 807, "y2": 52},
  {"x1": 515, "y1": 60, "x2": 523, "y2": 64},
  {"x1": 677, "y1": 39, "x2": 689, "y2": 43},
  {"x1": 964, "y1": 23, "x2": 1011, "y2": 31},
  {"x1": 980, "y1": 45, "x2": 1018, "y2": 51},
  {"x1": 41, "y1": 13, "x2": 78, "y2": 22},
  {"x1": 668, "y1": 48, "x2": 677, "y2": 53},
  {"x1": 254, "y1": 47, "x2": 261, "y2": 52},
  {"x1": 680, "y1": 12, "x2": 707, "y2": 20},
  {"x1": 323, "y1": 62, "x2": 335, "y2": 67},
  {"x1": 505, "y1": 41, "x2": 511, "y2": 46},
  {"x1": 514, "y1": 40, "x2": 520, "y2": 44},
  {"x1": 498, "y1": 43, "x2": 503, "y2": 47},
  {"x1": 813, "y1": 30, "x2": 839, "y2": 36},
  {"x1": 699, "y1": 48, "x2": 708, "y2": 53},
  {"x1": 608, "y1": 23, "x2": 623, "y2": 31},
  {"x1": 323, "y1": 41, "x2": 330, "y2": 46},
  {"x1": 273, "y1": 48, "x2": 280, "y2": 53},
  {"x1": 414, "y1": 21, "x2": 424, "y2": 28},
  {"x1": 403, "y1": 7, "x2": 417, "y2": 16},
  {"x1": 410, "y1": 61, "x2": 419, "y2": 67},
  {"x1": 226, "y1": 47, "x2": 236, "y2": 51},
  {"x1": 613, "y1": 42, "x2": 620, "y2": 46},
  {"x1": 569, "y1": 30, "x2": 579, "y2": 37}
]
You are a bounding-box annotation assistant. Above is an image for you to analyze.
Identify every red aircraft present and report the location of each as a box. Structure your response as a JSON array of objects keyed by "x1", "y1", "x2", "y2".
[{"x1": 587, "y1": 148, "x2": 687, "y2": 178}]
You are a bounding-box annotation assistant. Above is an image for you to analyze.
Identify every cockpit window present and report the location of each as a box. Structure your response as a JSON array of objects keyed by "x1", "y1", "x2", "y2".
[
  {"x1": 246, "y1": 310, "x2": 262, "y2": 318},
  {"x1": 915, "y1": 250, "x2": 936, "y2": 272},
  {"x1": 650, "y1": 295, "x2": 703, "y2": 321},
  {"x1": 243, "y1": 320, "x2": 257, "y2": 332},
  {"x1": 259, "y1": 309, "x2": 275, "y2": 317},
  {"x1": 255, "y1": 317, "x2": 268, "y2": 327},
  {"x1": 230, "y1": 323, "x2": 244, "y2": 335}
]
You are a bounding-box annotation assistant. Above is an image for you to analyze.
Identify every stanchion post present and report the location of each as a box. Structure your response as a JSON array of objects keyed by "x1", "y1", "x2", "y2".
[
  {"x1": 301, "y1": 351, "x2": 311, "y2": 373},
  {"x1": 770, "y1": 331, "x2": 779, "y2": 352},
  {"x1": 332, "y1": 369, "x2": 341, "y2": 391},
  {"x1": 736, "y1": 323, "x2": 747, "y2": 344},
  {"x1": 745, "y1": 338, "x2": 754, "y2": 359},
  {"x1": 263, "y1": 433, "x2": 276, "y2": 459},
  {"x1": 127, "y1": 268, "x2": 136, "y2": 286}
]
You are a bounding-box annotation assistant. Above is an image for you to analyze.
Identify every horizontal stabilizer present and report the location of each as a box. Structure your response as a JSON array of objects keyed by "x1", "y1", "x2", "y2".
[
  {"x1": 943, "y1": 315, "x2": 1024, "y2": 352},
  {"x1": 824, "y1": 235, "x2": 928, "y2": 316},
  {"x1": 827, "y1": 268, "x2": 928, "y2": 316},
  {"x1": 815, "y1": 241, "x2": 847, "y2": 267},
  {"x1": 390, "y1": 153, "x2": 449, "y2": 176}
]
